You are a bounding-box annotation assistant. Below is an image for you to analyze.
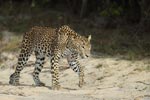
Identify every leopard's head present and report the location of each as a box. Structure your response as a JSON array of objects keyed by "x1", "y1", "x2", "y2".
[
  {"x1": 68, "y1": 35, "x2": 92, "y2": 59},
  {"x1": 58, "y1": 25, "x2": 92, "y2": 59}
]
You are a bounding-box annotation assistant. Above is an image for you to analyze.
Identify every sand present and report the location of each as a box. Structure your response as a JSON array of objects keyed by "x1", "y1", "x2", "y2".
[{"x1": 0, "y1": 53, "x2": 150, "y2": 100}]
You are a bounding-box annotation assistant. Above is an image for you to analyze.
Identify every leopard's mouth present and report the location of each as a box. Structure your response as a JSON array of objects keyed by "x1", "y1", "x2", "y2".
[{"x1": 80, "y1": 53, "x2": 90, "y2": 59}]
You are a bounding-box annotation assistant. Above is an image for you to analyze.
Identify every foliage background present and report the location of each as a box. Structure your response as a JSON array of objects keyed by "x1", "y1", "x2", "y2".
[{"x1": 0, "y1": 0, "x2": 150, "y2": 59}]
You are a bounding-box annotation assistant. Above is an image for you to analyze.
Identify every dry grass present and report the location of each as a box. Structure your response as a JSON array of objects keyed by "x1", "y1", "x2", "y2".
[
  {"x1": 0, "y1": 36, "x2": 21, "y2": 52},
  {"x1": 95, "y1": 64, "x2": 103, "y2": 69},
  {"x1": 145, "y1": 65, "x2": 150, "y2": 72}
]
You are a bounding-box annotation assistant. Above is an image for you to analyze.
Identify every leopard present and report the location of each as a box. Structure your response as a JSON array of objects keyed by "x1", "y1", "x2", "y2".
[{"x1": 9, "y1": 25, "x2": 91, "y2": 90}]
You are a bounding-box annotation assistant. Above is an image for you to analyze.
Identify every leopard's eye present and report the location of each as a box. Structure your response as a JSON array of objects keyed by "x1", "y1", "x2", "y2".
[{"x1": 82, "y1": 46, "x2": 85, "y2": 49}]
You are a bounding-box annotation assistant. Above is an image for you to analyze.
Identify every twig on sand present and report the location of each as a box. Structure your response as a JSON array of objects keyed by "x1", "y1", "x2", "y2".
[
  {"x1": 97, "y1": 86, "x2": 115, "y2": 90},
  {"x1": 136, "y1": 81, "x2": 150, "y2": 85},
  {"x1": 134, "y1": 95, "x2": 150, "y2": 100}
]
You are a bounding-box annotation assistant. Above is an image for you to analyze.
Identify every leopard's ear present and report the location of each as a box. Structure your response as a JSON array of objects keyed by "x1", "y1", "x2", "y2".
[{"x1": 88, "y1": 35, "x2": 91, "y2": 42}]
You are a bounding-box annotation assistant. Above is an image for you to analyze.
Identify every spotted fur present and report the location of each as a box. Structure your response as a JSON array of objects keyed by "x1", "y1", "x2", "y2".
[{"x1": 9, "y1": 25, "x2": 91, "y2": 90}]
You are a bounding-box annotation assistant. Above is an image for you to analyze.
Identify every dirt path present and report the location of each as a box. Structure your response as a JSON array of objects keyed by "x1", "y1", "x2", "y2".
[{"x1": 0, "y1": 53, "x2": 150, "y2": 100}]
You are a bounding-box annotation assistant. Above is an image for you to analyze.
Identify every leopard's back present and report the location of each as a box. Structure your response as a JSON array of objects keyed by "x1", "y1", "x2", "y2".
[{"x1": 21, "y1": 26, "x2": 59, "y2": 55}]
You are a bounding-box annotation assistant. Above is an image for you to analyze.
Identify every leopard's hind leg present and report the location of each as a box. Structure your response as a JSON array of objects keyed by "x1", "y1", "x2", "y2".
[
  {"x1": 9, "y1": 48, "x2": 32, "y2": 85},
  {"x1": 9, "y1": 34, "x2": 32, "y2": 85}
]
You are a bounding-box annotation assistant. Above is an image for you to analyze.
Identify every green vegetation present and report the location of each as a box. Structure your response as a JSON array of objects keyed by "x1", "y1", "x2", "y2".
[
  {"x1": 145, "y1": 65, "x2": 150, "y2": 71},
  {"x1": 0, "y1": 0, "x2": 150, "y2": 59},
  {"x1": 100, "y1": 2, "x2": 123, "y2": 17}
]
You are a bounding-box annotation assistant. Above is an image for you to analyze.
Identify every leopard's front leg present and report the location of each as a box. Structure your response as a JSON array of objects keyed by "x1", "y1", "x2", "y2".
[
  {"x1": 67, "y1": 53, "x2": 85, "y2": 88},
  {"x1": 51, "y1": 54, "x2": 61, "y2": 90},
  {"x1": 78, "y1": 64, "x2": 85, "y2": 87}
]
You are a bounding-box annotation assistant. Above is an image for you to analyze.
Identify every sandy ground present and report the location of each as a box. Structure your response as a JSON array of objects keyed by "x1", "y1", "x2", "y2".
[{"x1": 0, "y1": 53, "x2": 150, "y2": 100}]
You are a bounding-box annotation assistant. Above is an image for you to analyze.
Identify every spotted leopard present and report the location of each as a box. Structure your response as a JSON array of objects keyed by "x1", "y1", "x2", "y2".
[{"x1": 9, "y1": 25, "x2": 91, "y2": 90}]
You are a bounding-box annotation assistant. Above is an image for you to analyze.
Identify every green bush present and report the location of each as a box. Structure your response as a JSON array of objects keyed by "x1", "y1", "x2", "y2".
[{"x1": 100, "y1": 2, "x2": 123, "y2": 17}]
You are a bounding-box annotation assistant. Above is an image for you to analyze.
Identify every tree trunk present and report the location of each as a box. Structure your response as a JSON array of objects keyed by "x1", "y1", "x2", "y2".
[{"x1": 80, "y1": 0, "x2": 88, "y2": 18}]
